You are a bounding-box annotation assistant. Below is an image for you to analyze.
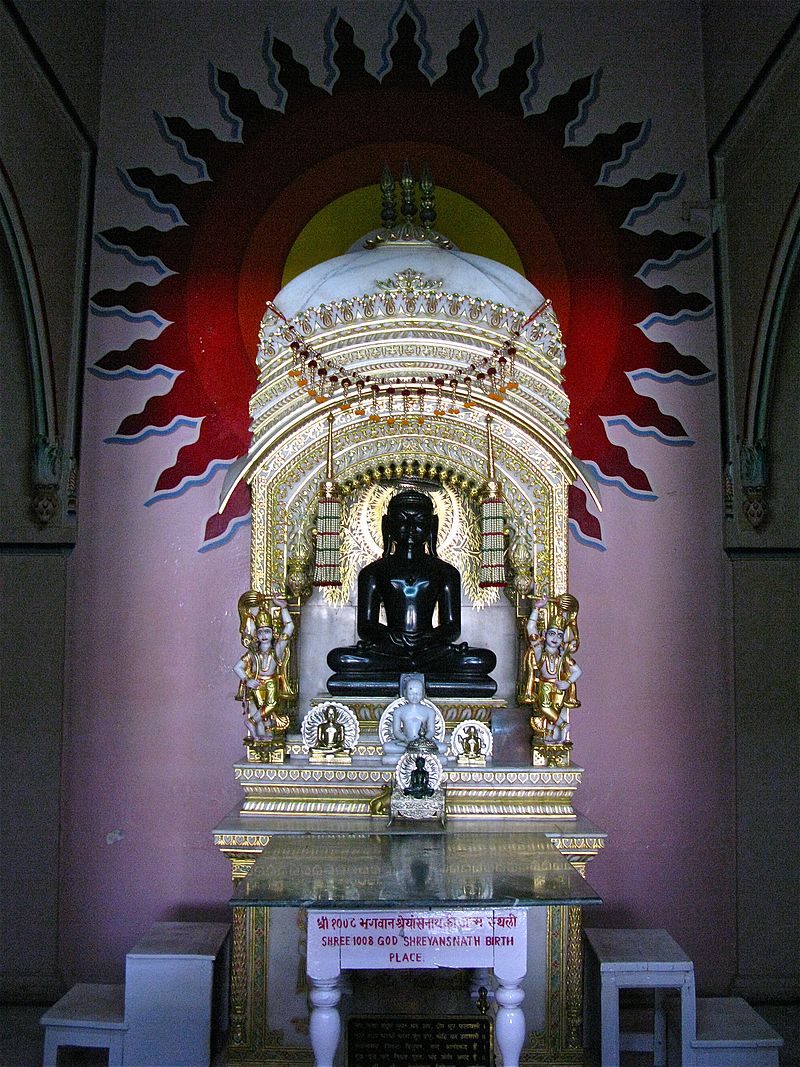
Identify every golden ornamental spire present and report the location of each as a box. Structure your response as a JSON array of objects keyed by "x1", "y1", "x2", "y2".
[
  {"x1": 313, "y1": 414, "x2": 342, "y2": 587},
  {"x1": 324, "y1": 412, "x2": 336, "y2": 487}
]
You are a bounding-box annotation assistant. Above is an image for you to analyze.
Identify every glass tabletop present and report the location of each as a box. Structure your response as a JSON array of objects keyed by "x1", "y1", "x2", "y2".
[{"x1": 232, "y1": 829, "x2": 602, "y2": 909}]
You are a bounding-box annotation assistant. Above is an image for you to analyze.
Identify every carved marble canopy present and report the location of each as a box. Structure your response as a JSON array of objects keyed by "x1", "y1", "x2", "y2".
[{"x1": 221, "y1": 238, "x2": 597, "y2": 602}]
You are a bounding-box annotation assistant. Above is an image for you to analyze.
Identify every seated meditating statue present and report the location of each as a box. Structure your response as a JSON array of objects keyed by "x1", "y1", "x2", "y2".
[
  {"x1": 404, "y1": 756, "x2": 435, "y2": 799},
  {"x1": 327, "y1": 489, "x2": 497, "y2": 696},
  {"x1": 315, "y1": 706, "x2": 345, "y2": 752},
  {"x1": 381, "y1": 675, "x2": 447, "y2": 765}
]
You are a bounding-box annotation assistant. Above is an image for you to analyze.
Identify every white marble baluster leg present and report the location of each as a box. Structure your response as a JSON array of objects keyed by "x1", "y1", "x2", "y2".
[
  {"x1": 307, "y1": 912, "x2": 343, "y2": 1067},
  {"x1": 492, "y1": 911, "x2": 527, "y2": 1067},
  {"x1": 494, "y1": 967, "x2": 526, "y2": 1067},
  {"x1": 308, "y1": 973, "x2": 342, "y2": 1067}
]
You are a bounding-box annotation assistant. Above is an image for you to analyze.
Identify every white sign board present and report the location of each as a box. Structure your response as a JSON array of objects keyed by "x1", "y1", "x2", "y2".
[{"x1": 308, "y1": 908, "x2": 525, "y2": 971}]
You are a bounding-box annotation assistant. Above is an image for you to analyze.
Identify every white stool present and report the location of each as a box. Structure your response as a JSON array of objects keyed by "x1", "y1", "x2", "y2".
[
  {"x1": 40, "y1": 983, "x2": 127, "y2": 1067},
  {"x1": 123, "y1": 920, "x2": 230, "y2": 1066},
  {"x1": 668, "y1": 997, "x2": 783, "y2": 1066},
  {"x1": 584, "y1": 928, "x2": 696, "y2": 1067}
]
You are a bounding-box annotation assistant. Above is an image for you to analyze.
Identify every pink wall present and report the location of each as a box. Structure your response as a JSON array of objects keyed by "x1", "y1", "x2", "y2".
[
  {"x1": 571, "y1": 401, "x2": 735, "y2": 988},
  {"x1": 62, "y1": 0, "x2": 735, "y2": 990}
]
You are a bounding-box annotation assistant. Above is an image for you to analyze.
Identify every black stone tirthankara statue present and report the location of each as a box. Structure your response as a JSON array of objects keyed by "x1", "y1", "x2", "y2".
[{"x1": 326, "y1": 490, "x2": 497, "y2": 697}]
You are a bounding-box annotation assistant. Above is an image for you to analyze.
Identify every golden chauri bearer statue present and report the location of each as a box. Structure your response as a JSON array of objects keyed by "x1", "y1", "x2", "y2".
[
  {"x1": 519, "y1": 594, "x2": 581, "y2": 742},
  {"x1": 233, "y1": 598, "x2": 294, "y2": 740}
]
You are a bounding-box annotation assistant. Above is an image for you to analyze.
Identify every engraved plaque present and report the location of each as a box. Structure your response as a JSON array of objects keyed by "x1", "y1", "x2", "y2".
[{"x1": 347, "y1": 1014, "x2": 492, "y2": 1067}]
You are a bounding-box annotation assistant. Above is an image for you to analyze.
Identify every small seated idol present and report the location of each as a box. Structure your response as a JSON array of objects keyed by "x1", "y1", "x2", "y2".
[
  {"x1": 301, "y1": 701, "x2": 359, "y2": 763},
  {"x1": 316, "y1": 706, "x2": 344, "y2": 750},
  {"x1": 404, "y1": 756, "x2": 435, "y2": 799},
  {"x1": 451, "y1": 718, "x2": 492, "y2": 766},
  {"x1": 326, "y1": 489, "x2": 497, "y2": 696},
  {"x1": 381, "y1": 675, "x2": 447, "y2": 765},
  {"x1": 463, "y1": 725, "x2": 483, "y2": 759},
  {"x1": 390, "y1": 748, "x2": 445, "y2": 824}
]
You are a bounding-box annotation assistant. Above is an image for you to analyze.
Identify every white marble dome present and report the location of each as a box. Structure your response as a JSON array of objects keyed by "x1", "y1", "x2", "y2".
[{"x1": 272, "y1": 239, "x2": 544, "y2": 319}]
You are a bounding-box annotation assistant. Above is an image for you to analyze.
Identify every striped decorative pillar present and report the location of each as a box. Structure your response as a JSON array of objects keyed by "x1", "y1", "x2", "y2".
[
  {"x1": 312, "y1": 414, "x2": 342, "y2": 587},
  {"x1": 479, "y1": 415, "x2": 507, "y2": 588}
]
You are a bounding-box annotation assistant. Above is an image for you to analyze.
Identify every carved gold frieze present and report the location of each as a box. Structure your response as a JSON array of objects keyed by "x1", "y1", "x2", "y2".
[
  {"x1": 230, "y1": 855, "x2": 257, "y2": 881},
  {"x1": 308, "y1": 696, "x2": 500, "y2": 722},
  {"x1": 234, "y1": 763, "x2": 580, "y2": 786},
  {"x1": 214, "y1": 834, "x2": 272, "y2": 849},
  {"x1": 532, "y1": 741, "x2": 573, "y2": 768},
  {"x1": 231, "y1": 760, "x2": 583, "y2": 819},
  {"x1": 257, "y1": 289, "x2": 564, "y2": 376},
  {"x1": 550, "y1": 837, "x2": 605, "y2": 856}
]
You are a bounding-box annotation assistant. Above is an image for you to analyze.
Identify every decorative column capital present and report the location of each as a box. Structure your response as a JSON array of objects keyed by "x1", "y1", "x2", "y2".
[
  {"x1": 31, "y1": 434, "x2": 64, "y2": 526},
  {"x1": 739, "y1": 440, "x2": 768, "y2": 528}
]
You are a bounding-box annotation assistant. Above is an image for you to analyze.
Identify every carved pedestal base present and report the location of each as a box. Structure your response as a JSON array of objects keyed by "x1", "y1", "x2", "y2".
[
  {"x1": 235, "y1": 756, "x2": 583, "y2": 818},
  {"x1": 244, "y1": 737, "x2": 287, "y2": 764},
  {"x1": 388, "y1": 787, "x2": 446, "y2": 824},
  {"x1": 531, "y1": 741, "x2": 572, "y2": 768},
  {"x1": 308, "y1": 749, "x2": 352, "y2": 764},
  {"x1": 307, "y1": 695, "x2": 503, "y2": 734}
]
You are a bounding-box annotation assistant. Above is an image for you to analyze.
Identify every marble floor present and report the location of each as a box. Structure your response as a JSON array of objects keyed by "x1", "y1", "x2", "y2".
[{"x1": 1, "y1": 1000, "x2": 797, "y2": 1066}]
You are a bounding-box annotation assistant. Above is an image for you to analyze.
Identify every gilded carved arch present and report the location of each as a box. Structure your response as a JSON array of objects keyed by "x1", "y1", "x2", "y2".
[
  {"x1": 249, "y1": 409, "x2": 567, "y2": 599},
  {"x1": 238, "y1": 264, "x2": 590, "y2": 607}
]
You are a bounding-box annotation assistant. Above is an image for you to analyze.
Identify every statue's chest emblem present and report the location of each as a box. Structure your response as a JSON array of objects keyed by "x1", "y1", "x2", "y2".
[{"x1": 389, "y1": 577, "x2": 430, "y2": 599}]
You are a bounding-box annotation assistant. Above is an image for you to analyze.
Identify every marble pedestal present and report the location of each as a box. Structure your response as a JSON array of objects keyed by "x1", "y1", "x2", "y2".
[{"x1": 326, "y1": 673, "x2": 498, "y2": 698}]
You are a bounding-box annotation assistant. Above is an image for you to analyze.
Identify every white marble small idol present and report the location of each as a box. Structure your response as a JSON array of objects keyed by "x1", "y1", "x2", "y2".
[
  {"x1": 378, "y1": 674, "x2": 447, "y2": 766},
  {"x1": 301, "y1": 701, "x2": 359, "y2": 762}
]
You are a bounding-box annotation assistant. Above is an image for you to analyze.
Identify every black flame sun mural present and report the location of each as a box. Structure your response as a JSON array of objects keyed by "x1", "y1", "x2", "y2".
[{"x1": 91, "y1": 7, "x2": 713, "y2": 551}]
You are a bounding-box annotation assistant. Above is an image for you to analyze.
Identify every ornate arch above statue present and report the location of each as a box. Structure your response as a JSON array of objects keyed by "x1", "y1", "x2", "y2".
[
  {"x1": 247, "y1": 409, "x2": 568, "y2": 600},
  {"x1": 221, "y1": 217, "x2": 597, "y2": 607},
  {"x1": 224, "y1": 258, "x2": 597, "y2": 593},
  {"x1": 219, "y1": 169, "x2": 601, "y2": 657}
]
